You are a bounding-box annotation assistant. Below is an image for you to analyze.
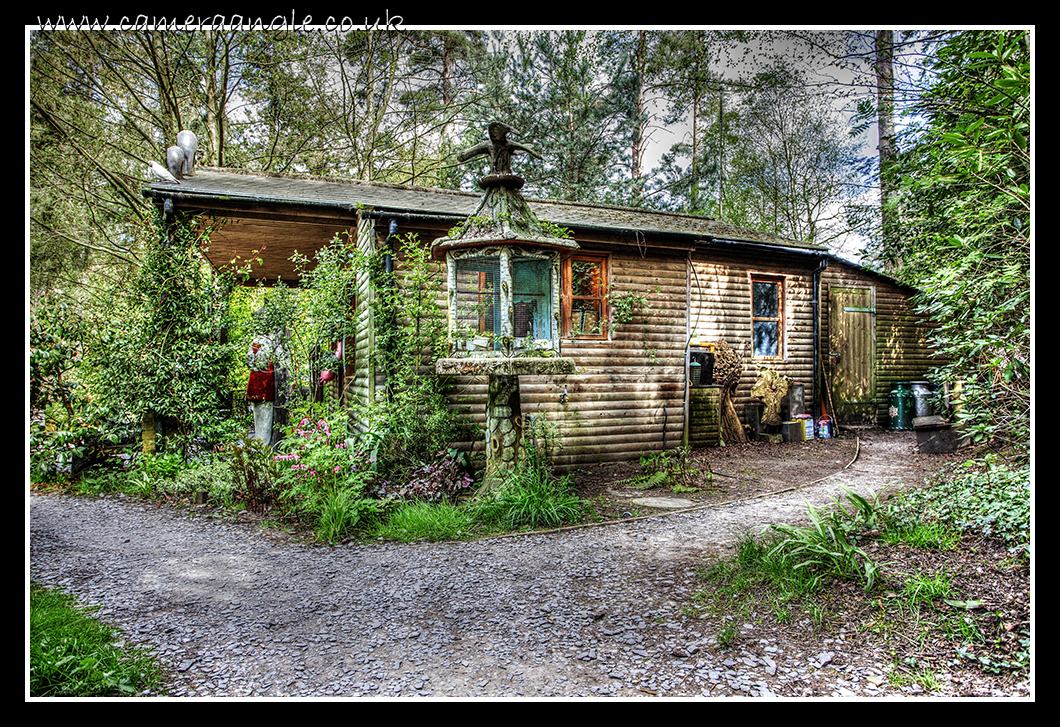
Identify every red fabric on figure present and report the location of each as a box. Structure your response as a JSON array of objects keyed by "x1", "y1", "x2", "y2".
[{"x1": 246, "y1": 362, "x2": 275, "y2": 402}]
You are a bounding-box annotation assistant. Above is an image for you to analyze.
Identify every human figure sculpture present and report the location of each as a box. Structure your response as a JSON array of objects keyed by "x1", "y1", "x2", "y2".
[
  {"x1": 456, "y1": 122, "x2": 541, "y2": 180},
  {"x1": 246, "y1": 307, "x2": 291, "y2": 446}
]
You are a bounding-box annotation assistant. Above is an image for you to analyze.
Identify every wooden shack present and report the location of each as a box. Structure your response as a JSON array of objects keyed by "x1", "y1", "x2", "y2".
[{"x1": 144, "y1": 168, "x2": 940, "y2": 470}]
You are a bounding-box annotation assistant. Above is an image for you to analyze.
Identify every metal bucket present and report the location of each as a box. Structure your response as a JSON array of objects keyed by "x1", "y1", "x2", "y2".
[{"x1": 910, "y1": 381, "x2": 935, "y2": 418}]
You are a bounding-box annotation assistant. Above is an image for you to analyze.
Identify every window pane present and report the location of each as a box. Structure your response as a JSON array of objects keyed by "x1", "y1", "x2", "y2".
[
  {"x1": 571, "y1": 260, "x2": 602, "y2": 297},
  {"x1": 455, "y1": 259, "x2": 500, "y2": 341},
  {"x1": 752, "y1": 281, "x2": 778, "y2": 318},
  {"x1": 571, "y1": 300, "x2": 602, "y2": 336},
  {"x1": 753, "y1": 321, "x2": 779, "y2": 357},
  {"x1": 512, "y1": 259, "x2": 551, "y2": 340}
]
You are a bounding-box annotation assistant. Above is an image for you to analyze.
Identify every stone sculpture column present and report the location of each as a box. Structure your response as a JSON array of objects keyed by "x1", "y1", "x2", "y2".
[{"x1": 485, "y1": 374, "x2": 526, "y2": 486}]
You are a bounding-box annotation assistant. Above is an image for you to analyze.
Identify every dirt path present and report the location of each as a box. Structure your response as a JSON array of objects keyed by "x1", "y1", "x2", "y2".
[
  {"x1": 570, "y1": 428, "x2": 951, "y2": 563},
  {"x1": 33, "y1": 428, "x2": 1017, "y2": 699}
]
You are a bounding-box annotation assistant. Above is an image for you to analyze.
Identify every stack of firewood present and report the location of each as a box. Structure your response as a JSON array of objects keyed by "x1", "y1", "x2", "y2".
[{"x1": 711, "y1": 341, "x2": 748, "y2": 443}]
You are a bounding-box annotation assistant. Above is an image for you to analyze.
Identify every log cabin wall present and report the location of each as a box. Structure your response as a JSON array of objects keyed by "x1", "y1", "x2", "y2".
[
  {"x1": 689, "y1": 248, "x2": 819, "y2": 436},
  {"x1": 541, "y1": 244, "x2": 689, "y2": 471},
  {"x1": 819, "y1": 260, "x2": 939, "y2": 426},
  {"x1": 341, "y1": 221, "x2": 941, "y2": 449},
  {"x1": 443, "y1": 243, "x2": 690, "y2": 473},
  {"x1": 362, "y1": 221, "x2": 691, "y2": 472}
]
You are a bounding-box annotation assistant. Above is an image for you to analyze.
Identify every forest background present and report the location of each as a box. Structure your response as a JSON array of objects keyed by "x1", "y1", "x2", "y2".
[{"x1": 27, "y1": 26, "x2": 1031, "y2": 466}]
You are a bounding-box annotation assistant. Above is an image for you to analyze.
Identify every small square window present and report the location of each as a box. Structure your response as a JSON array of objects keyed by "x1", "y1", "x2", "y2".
[
  {"x1": 563, "y1": 254, "x2": 609, "y2": 339},
  {"x1": 751, "y1": 275, "x2": 783, "y2": 358}
]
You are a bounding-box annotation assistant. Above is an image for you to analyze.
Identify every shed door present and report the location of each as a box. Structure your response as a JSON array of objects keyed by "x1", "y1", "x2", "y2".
[{"x1": 829, "y1": 286, "x2": 876, "y2": 422}]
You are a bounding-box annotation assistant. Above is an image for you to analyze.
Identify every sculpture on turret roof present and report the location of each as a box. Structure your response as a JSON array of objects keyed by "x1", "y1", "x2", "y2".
[{"x1": 457, "y1": 122, "x2": 541, "y2": 189}]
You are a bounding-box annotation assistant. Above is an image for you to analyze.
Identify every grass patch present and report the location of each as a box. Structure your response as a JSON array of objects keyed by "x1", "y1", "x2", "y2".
[
  {"x1": 693, "y1": 531, "x2": 824, "y2": 647},
  {"x1": 685, "y1": 457, "x2": 1031, "y2": 683},
  {"x1": 374, "y1": 500, "x2": 476, "y2": 542},
  {"x1": 472, "y1": 448, "x2": 587, "y2": 531},
  {"x1": 882, "y1": 520, "x2": 961, "y2": 550},
  {"x1": 30, "y1": 582, "x2": 166, "y2": 697}
]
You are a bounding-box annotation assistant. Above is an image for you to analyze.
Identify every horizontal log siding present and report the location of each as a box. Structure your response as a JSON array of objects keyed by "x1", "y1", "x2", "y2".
[
  {"x1": 820, "y1": 262, "x2": 941, "y2": 425},
  {"x1": 553, "y1": 251, "x2": 687, "y2": 469},
  {"x1": 690, "y1": 251, "x2": 816, "y2": 433},
  {"x1": 441, "y1": 249, "x2": 688, "y2": 472},
  {"x1": 362, "y1": 223, "x2": 937, "y2": 464}
]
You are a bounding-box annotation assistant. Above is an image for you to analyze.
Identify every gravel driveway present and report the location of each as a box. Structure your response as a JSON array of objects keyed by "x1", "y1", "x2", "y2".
[{"x1": 28, "y1": 431, "x2": 1027, "y2": 698}]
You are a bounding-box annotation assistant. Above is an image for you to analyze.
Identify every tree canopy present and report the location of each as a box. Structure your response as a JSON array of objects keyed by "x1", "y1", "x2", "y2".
[
  {"x1": 28, "y1": 27, "x2": 1032, "y2": 455},
  {"x1": 871, "y1": 30, "x2": 1031, "y2": 449},
  {"x1": 29, "y1": 27, "x2": 886, "y2": 305}
]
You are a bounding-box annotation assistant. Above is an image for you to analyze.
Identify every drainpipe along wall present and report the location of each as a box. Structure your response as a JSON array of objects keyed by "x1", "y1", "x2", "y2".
[
  {"x1": 812, "y1": 257, "x2": 828, "y2": 420},
  {"x1": 382, "y1": 218, "x2": 398, "y2": 402}
]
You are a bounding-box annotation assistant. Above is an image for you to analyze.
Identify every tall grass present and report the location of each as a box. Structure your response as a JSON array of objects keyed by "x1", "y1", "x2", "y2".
[
  {"x1": 473, "y1": 447, "x2": 586, "y2": 530},
  {"x1": 374, "y1": 501, "x2": 475, "y2": 542},
  {"x1": 768, "y1": 488, "x2": 881, "y2": 591},
  {"x1": 30, "y1": 582, "x2": 165, "y2": 697}
]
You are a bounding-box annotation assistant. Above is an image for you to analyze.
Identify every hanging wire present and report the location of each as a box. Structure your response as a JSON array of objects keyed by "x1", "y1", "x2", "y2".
[{"x1": 635, "y1": 230, "x2": 647, "y2": 258}]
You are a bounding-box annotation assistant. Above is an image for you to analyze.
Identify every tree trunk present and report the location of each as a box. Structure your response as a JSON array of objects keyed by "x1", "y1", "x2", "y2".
[
  {"x1": 142, "y1": 410, "x2": 157, "y2": 456},
  {"x1": 875, "y1": 30, "x2": 898, "y2": 269}
]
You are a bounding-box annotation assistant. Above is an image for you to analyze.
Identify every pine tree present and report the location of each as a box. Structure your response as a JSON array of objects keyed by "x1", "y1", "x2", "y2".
[{"x1": 483, "y1": 30, "x2": 633, "y2": 203}]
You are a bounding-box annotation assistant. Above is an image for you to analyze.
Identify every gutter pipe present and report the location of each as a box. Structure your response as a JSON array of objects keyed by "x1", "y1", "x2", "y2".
[{"x1": 812, "y1": 257, "x2": 829, "y2": 420}]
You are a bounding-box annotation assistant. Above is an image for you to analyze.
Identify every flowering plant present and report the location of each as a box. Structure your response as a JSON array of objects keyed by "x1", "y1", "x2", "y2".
[
  {"x1": 275, "y1": 416, "x2": 348, "y2": 489},
  {"x1": 273, "y1": 411, "x2": 379, "y2": 539}
]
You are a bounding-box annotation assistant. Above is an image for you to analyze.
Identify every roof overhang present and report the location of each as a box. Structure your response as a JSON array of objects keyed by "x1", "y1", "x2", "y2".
[
  {"x1": 143, "y1": 187, "x2": 364, "y2": 286},
  {"x1": 143, "y1": 169, "x2": 828, "y2": 284}
]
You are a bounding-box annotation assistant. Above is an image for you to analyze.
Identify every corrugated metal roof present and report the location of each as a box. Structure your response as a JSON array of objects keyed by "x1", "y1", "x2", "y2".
[{"x1": 144, "y1": 168, "x2": 825, "y2": 253}]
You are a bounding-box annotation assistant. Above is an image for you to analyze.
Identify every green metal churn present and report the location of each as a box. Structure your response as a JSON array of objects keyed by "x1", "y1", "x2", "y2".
[{"x1": 888, "y1": 381, "x2": 914, "y2": 430}]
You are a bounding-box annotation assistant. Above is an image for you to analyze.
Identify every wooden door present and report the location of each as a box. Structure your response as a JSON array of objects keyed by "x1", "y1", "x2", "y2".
[{"x1": 829, "y1": 286, "x2": 876, "y2": 422}]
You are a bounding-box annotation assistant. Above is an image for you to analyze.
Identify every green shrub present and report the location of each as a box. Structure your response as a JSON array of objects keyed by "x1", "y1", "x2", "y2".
[
  {"x1": 885, "y1": 456, "x2": 1030, "y2": 557},
  {"x1": 628, "y1": 446, "x2": 705, "y2": 491},
  {"x1": 166, "y1": 456, "x2": 240, "y2": 506}
]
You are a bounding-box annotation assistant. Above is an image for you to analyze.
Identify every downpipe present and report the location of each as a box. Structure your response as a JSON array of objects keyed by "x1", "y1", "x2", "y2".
[{"x1": 812, "y1": 256, "x2": 829, "y2": 420}]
